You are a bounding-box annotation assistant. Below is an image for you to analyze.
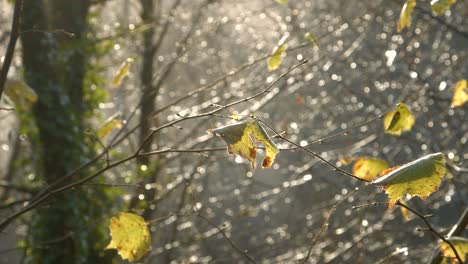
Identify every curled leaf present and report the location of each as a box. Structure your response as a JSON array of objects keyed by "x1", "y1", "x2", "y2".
[
  {"x1": 372, "y1": 152, "x2": 446, "y2": 208},
  {"x1": 209, "y1": 119, "x2": 279, "y2": 169},
  {"x1": 451, "y1": 79, "x2": 467, "y2": 107},
  {"x1": 112, "y1": 58, "x2": 134, "y2": 87},
  {"x1": 98, "y1": 113, "x2": 123, "y2": 139},
  {"x1": 352, "y1": 157, "x2": 389, "y2": 182},
  {"x1": 439, "y1": 236, "x2": 468, "y2": 263},
  {"x1": 384, "y1": 103, "x2": 415, "y2": 135},
  {"x1": 397, "y1": 0, "x2": 416, "y2": 32},
  {"x1": 431, "y1": 0, "x2": 457, "y2": 15},
  {"x1": 106, "y1": 212, "x2": 151, "y2": 262}
]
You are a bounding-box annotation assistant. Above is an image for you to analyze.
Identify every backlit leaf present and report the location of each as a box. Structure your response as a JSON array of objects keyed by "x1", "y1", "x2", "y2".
[
  {"x1": 304, "y1": 32, "x2": 319, "y2": 47},
  {"x1": 352, "y1": 157, "x2": 389, "y2": 181},
  {"x1": 439, "y1": 237, "x2": 468, "y2": 263},
  {"x1": 112, "y1": 58, "x2": 134, "y2": 87},
  {"x1": 268, "y1": 34, "x2": 289, "y2": 71},
  {"x1": 397, "y1": 0, "x2": 416, "y2": 32},
  {"x1": 98, "y1": 113, "x2": 123, "y2": 139},
  {"x1": 431, "y1": 0, "x2": 457, "y2": 15},
  {"x1": 4, "y1": 79, "x2": 38, "y2": 109},
  {"x1": 106, "y1": 212, "x2": 151, "y2": 262},
  {"x1": 372, "y1": 152, "x2": 446, "y2": 208},
  {"x1": 384, "y1": 103, "x2": 415, "y2": 135},
  {"x1": 451, "y1": 79, "x2": 468, "y2": 107},
  {"x1": 209, "y1": 119, "x2": 279, "y2": 169}
]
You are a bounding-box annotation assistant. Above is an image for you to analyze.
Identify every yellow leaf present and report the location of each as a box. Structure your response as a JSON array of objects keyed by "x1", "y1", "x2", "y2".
[
  {"x1": 112, "y1": 58, "x2": 134, "y2": 87},
  {"x1": 106, "y1": 212, "x2": 151, "y2": 262},
  {"x1": 397, "y1": 0, "x2": 416, "y2": 32},
  {"x1": 439, "y1": 237, "x2": 468, "y2": 263},
  {"x1": 431, "y1": 0, "x2": 457, "y2": 15},
  {"x1": 4, "y1": 79, "x2": 38, "y2": 108},
  {"x1": 98, "y1": 113, "x2": 123, "y2": 139},
  {"x1": 384, "y1": 103, "x2": 415, "y2": 135},
  {"x1": 304, "y1": 32, "x2": 319, "y2": 47},
  {"x1": 268, "y1": 34, "x2": 289, "y2": 71},
  {"x1": 372, "y1": 152, "x2": 446, "y2": 208},
  {"x1": 398, "y1": 200, "x2": 410, "y2": 221},
  {"x1": 352, "y1": 158, "x2": 389, "y2": 181},
  {"x1": 451, "y1": 79, "x2": 468, "y2": 107},
  {"x1": 209, "y1": 119, "x2": 279, "y2": 169}
]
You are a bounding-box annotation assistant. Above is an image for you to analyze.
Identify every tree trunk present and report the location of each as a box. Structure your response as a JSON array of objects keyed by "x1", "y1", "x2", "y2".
[{"x1": 20, "y1": 1, "x2": 112, "y2": 263}]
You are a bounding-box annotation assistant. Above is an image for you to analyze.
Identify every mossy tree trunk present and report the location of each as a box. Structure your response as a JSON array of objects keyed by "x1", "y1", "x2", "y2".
[{"x1": 20, "y1": 1, "x2": 112, "y2": 263}]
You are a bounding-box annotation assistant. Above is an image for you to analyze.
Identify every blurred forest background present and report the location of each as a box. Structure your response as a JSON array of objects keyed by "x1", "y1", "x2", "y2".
[{"x1": 0, "y1": 0, "x2": 467, "y2": 263}]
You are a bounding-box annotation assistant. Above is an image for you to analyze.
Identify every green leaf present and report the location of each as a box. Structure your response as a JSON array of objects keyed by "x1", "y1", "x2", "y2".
[
  {"x1": 276, "y1": 0, "x2": 289, "y2": 3},
  {"x1": 372, "y1": 152, "x2": 446, "y2": 208},
  {"x1": 209, "y1": 119, "x2": 279, "y2": 169},
  {"x1": 397, "y1": 0, "x2": 416, "y2": 32},
  {"x1": 431, "y1": 0, "x2": 457, "y2": 15},
  {"x1": 439, "y1": 237, "x2": 468, "y2": 263},
  {"x1": 98, "y1": 113, "x2": 123, "y2": 139},
  {"x1": 4, "y1": 79, "x2": 38, "y2": 109},
  {"x1": 106, "y1": 212, "x2": 151, "y2": 262},
  {"x1": 451, "y1": 79, "x2": 467, "y2": 107},
  {"x1": 384, "y1": 103, "x2": 415, "y2": 136},
  {"x1": 304, "y1": 32, "x2": 319, "y2": 47},
  {"x1": 268, "y1": 44, "x2": 286, "y2": 72},
  {"x1": 112, "y1": 58, "x2": 134, "y2": 87},
  {"x1": 352, "y1": 157, "x2": 389, "y2": 182}
]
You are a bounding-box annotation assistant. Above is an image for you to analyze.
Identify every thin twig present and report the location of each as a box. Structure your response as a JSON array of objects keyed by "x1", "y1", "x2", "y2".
[
  {"x1": 300, "y1": 187, "x2": 360, "y2": 264},
  {"x1": 395, "y1": 201, "x2": 463, "y2": 264},
  {"x1": 257, "y1": 118, "x2": 369, "y2": 182}
]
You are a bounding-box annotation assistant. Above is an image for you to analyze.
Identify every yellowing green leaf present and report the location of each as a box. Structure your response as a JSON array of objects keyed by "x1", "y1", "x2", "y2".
[
  {"x1": 276, "y1": 0, "x2": 289, "y2": 3},
  {"x1": 439, "y1": 237, "x2": 468, "y2": 263},
  {"x1": 112, "y1": 58, "x2": 134, "y2": 87},
  {"x1": 451, "y1": 79, "x2": 468, "y2": 107},
  {"x1": 352, "y1": 157, "x2": 389, "y2": 181},
  {"x1": 304, "y1": 32, "x2": 319, "y2": 47},
  {"x1": 372, "y1": 152, "x2": 446, "y2": 208},
  {"x1": 106, "y1": 212, "x2": 151, "y2": 262},
  {"x1": 209, "y1": 120, "x2": 279, "y2": 169},
  {"x1": 4, "y1": 79, "x2": 38, "y2": 108},
  {"x1": 384, "y1": 103, "x2": 415, "y2": 135},
  {"x1": 431, "y1": 0, "x2": 457, "y2": 15},
  {"x1": 98, "y1": 113, "x2": 123, "y2": 139},
  {"x1": 268, "y1": 44, "x2": 286, "y2": 72},
  {"x1": 397, "y1": 0, "x2": 416, "y2": 32}
]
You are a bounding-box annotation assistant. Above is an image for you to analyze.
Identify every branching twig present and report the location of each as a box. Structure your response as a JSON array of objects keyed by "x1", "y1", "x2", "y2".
[{"x1": 395, "y1": 201, "x2": 463, "y2": 264}]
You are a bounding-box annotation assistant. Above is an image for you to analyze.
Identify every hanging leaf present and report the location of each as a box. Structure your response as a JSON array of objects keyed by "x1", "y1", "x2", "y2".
[
  {"x1": 398, "y1": 200, "x2": 411, "y2": 221},
  {"x1": 4, "y1": 79, "x2": 38, "y2": 109},
  {"x1": 352, "y1": 157, "x2": 389, "y2": 182},
  {"x1": 106, "y1": 212, "x2": 151, "y2": 262},
  {"x1": 397, "y1": 0, "x2": 416, "y2": 33},
  {"x1": 431, "y1": 0, "x2": 457, "y2": 15},
  {"x1": 451, "y1": 79, "x2": 468, "y2": 107},
  {"x1": 208, "y1": 119, "x2": 279, "y2": 169},
  {"x1": 112, "y1": 58, "x2": 134, "y2": 87},
  {"x1": 98, "y1": 113, "x2": 123, "y2": 139},
  {"x1": 268, "y1": 34, "x2": 289, "y2": 71},
  {"x1": 372, "y1": 152, "x2": 446, "y2": 208},
  {"x1": 384, "y1": 103, "x2": 415, "y2": 135},
  {"x1": 304, "y1": 32, "x2": 319, "y2": 47},
  {"x1": 439, "y1": 237, "x2": 468, "y2": 263}
]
